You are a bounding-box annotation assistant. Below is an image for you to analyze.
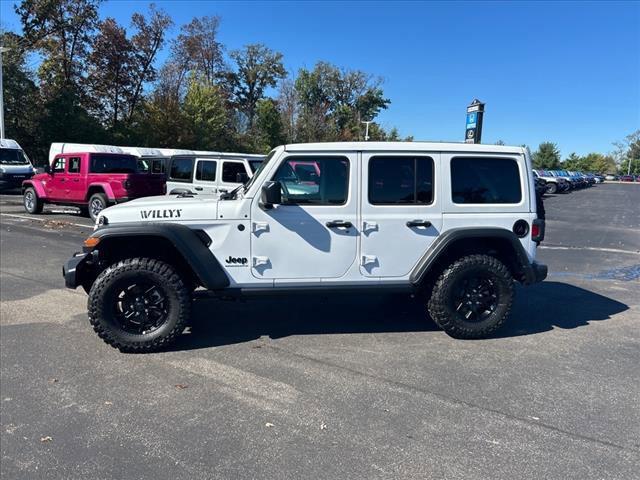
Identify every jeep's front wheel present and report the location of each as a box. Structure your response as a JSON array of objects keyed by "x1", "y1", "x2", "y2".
[
  {"x1": 88, "y1": 258, "x2": 190, "y2": 353},
  {"x1": 23, "y1": 187, "x2": 43, "y2": 214},
  {"x1": 545, "y1": 182, "x2": 557, "y2": 194},
  {"x1": 427, "y1": 254, "x2": 514, "y2": 339}
]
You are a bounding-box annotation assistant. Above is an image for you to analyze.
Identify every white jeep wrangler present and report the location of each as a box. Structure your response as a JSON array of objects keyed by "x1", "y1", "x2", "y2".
[{"x1": 63, "y1": 142, "x2": 547, "y2": 352}]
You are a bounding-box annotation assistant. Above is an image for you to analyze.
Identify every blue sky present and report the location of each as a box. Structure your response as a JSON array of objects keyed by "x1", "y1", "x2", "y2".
[{"x1": 1, "y1": 0, "x2": 639, "y2": 156}]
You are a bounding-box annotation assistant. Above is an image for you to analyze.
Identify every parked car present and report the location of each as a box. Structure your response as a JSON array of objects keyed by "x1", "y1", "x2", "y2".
[
  {"x1": 534, "y1": 169, "x2": 569, "y2": 193},
  {"x1": 50, "y1": 142, "x2": 265, "y2": 197},
  {"x1": 165, "y1": 152, "x2": 264, "y2": 195},
  {"x1": 619, "y1": 175, "x2": 635, "y2": 182},
  {"x1": 0, "y1": 139, "x2": 37, "y2": 192},
  {"x1": 63, "y1": 141, "x2": 547, "y2": 352},
  {"x1": 604, "y1": 174, "x2": 618, "y2": 181},
  {"x1": 22, "y1": 152, "x2": 166, "y2": 221},
  {"x1": 534, "y1": 177, "x2": 548, "y2": 196}
]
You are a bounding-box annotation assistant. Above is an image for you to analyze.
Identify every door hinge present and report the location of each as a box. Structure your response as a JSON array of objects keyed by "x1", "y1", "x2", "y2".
[
  {"x1": 362, "y1": 221, "x2": 378, "y2": 233},
  {"x1": 361, "y1": 255, "x2": 378, "y2": 266},
  {"x1": 252, "y1": 222, "x2": 269, "y2": 234},
  {"x1": 253, "y1": 256, "x2": 269, "y2": 267}
]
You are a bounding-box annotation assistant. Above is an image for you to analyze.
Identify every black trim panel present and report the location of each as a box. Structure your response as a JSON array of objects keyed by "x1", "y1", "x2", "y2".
[
  {"x1": 87, "y1": 222, "x2": 229, "y2": 289},
  {"x1": 410, "y1": 227, "x2": 541, "y2": 285}
]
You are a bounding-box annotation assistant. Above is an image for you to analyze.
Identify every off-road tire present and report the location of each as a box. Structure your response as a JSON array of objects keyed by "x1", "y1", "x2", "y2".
[
  {"x1": 87, "y1": 193, "x2": 108, "y2": 222},
  {"x1": 545, "y1": 182, "x2": 557, "y2": 194},
  {"x1": 427, "y1": 254, "x2": 514, "y2": 339},
  {"x1": 88, "y1": 258, "x2": 190, "y2": 353},
  {"x1": 23, "y1": 187, "x2": 43, "y2": 214}
]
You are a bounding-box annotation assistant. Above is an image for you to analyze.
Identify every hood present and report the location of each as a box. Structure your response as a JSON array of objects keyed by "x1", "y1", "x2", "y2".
[
  {"x1": 0, "y1": 164, "x2": 35, "y2": 174},
  {"x1": 98, "y1": 194, "x2": 219, "y2": 226}
]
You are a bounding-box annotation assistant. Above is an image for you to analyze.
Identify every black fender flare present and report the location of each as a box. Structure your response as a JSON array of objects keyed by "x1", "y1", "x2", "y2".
[
  {"x1": 410, "y1": 227, "x2": 538, "y2": 286},
  {"x1": 72, "y1": 223, "x2": 229, "y2": 290}
]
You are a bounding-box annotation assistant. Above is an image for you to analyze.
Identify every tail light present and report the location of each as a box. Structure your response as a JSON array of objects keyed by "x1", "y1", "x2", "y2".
[{"x1": 532, "y1": 218, "x2": 545, "y2": 243}]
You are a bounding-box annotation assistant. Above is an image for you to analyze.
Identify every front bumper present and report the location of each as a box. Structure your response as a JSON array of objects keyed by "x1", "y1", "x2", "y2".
[
  {"x1": 63, "y1": 252, "x2": 89, "y2": 289},
  {"x1": 530, "y1": 261, "x2": 548, "y2": 284}
]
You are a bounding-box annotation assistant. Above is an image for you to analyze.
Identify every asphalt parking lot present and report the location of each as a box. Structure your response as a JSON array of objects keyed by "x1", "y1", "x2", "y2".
[{"x1": 1, "y1": 184, "x2": 639, "y2": 479}]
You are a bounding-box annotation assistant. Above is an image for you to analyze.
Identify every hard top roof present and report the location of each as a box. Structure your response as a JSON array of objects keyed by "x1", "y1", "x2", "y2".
[{"x1": 284, "y1": 141, "x2": 524, "y2": 154}]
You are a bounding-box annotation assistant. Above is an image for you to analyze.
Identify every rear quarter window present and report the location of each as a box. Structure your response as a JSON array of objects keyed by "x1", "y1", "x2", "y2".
[{"x1": 451, "y1": 157, "x2": 521, "y2": 204}]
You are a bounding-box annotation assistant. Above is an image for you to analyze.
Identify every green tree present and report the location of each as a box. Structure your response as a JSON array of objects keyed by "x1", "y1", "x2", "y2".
[
  {"x1": 230, "y1": 44, "x2": 286, "y2": 128},
  {"x1": 0, "y1": 31, "x2": 42, "y2": 161},
  {"x1": 16, "y1": 0, "x2": 100, "y2": 93},
  {"x1": 294, "y1": 62, "x2": 390, "y2": 142},
  {"x1": 563, "y1": 152, "x2": 582, "y2": 170},
  {"x1": 126, "y1": 5, "x2": 172, "y2": 124},
  {"x1": 86, "y1": 18, "x2": 135, "y2": 131},
  {"x1": 182, "y1": 77, "x2": 229, "y2": 150},
  {"x1": 532, "y1": 142, "x2": 561, "y2": 169},
  {"x1": 254, "y1": 98, "x2": 285, "y2": 151},
  {"x1": 613, "y1": 130, "x2": 640, "y2": 175},
  {"x1": 172, "y1": 16, "x2": 225, "y2": 87}
]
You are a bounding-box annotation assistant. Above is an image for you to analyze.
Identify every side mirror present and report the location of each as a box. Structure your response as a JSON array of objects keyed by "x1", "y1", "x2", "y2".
[
  {"x1": 236, "y1": 172, "x2": 249, "y2": 184},
  {"x1": 44, "y1": 164, "x2": 52, "y2": 174},
  {"x1": 260, "y1": 181, "x2": 282, "y2": 209}
]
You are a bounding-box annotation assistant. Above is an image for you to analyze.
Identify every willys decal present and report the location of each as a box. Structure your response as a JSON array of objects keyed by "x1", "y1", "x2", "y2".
[{"x1": 140, "y1": 209, "x2": 183, "y2": 219}]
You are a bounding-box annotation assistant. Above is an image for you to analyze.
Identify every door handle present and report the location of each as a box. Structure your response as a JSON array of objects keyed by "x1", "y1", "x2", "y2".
[
  {"x1": 406, "y1": 220, "x2": 432, "y2": 228},
  {"x1": 326, "y1": 220, "x2": 352, "y2": 228},
  {"x1": 195, "y1": 187, "x2": 203, "y2": 191},
  {"x1": 73, "y1": 178, "x2": 79, "y2": 182},
  {"x1": 59, "y1": 178, "x2": 66, "y2": 182}
]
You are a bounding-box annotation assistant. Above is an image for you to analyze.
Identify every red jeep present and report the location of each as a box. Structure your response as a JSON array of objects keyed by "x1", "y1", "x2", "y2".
[{"x1": 22, "y1": 152, "x2": 166, "y2": 221}]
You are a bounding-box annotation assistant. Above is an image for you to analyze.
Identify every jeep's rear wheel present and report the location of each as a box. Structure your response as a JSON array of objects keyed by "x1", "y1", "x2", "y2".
[
  {"x1": 23, "y1": 187, "x2": 43, "y2": 214},
  {"x1": 88, "y1": 258, "x2": 190, "y2": 353},
  {"x1": 427, "y1": 254, "x2": 514, "y2": 339},
  {"x1": 88, "y1": 193, "x2": 107, "y2": 221}
]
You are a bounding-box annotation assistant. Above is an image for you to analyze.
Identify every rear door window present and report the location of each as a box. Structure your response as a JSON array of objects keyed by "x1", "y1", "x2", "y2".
[
  {"x1": 368, "y1": 156, "x2": 434, "y2": 205},
  {"x1": 222, "y1": 161, "x2": 247, "y2": 183},
  {"x1": 68, "y1": 157, "x2": 81, "y2": 173},
  {"x1": 451, "y1": 157, "x2": 521, "y2": 204},
  {"x1": 169, "y1": 157, "x2": 194, "y2": 182},
  {"x1": 196, "y1": 160, "x2": 217, "y2": 182}
]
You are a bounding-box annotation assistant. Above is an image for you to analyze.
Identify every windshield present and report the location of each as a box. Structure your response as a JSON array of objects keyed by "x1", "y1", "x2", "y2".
[
  {"x1": 249, "y1": 159, "x2": 263, "y2": 173},
  {"x1": 242, "y1": 148, "x2": 278, "y2": 194},
  {"x1": 90, "y1": 154, "x2": 140, "y2": 174},
  {"x1": 0, "y1": 148, "x2": 30, "y2": 165}
]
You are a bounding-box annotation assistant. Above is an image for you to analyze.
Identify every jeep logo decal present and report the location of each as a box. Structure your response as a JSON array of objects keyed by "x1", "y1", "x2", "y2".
[
  {"x1": 140, "y1": 209, "x2": 182, "y2": 219},
  {"x1": 225, "y1": 256, "x2": 248, "y2": 266}
]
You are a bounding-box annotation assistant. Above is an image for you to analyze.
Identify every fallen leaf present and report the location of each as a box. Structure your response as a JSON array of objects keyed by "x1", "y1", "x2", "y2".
[
  {"x1": 40, "y1": 436, "x2": 52, "y2": 443},
  {"x1": 104, "y1": 401, "x2": 113, "y2": 405},
  {"x1": 174, "y1": 384, "x2": 188, "y2": 390},
  {"x1": 265, "y1": 422, "x2": 275, "y2": 428},
  {"x1": 49, "y1": 378, "x2": 58, "y2": 384},
  {"x1": 320, "y1": 423, "x2": 327, "y2": 430}
]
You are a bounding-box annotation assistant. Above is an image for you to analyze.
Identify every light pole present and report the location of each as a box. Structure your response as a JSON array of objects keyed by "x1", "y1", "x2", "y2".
[
  {"x1": 361, "y1": 121, "x2": 372, "y2": 141},
  {"x1": 0, "y1": 46, "x2": 7, "y2": 139}
]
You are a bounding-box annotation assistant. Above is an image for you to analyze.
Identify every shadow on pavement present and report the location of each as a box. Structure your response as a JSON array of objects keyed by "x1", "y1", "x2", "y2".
[
  {"x1": 170, "y1": 281, "x2": 628, "y2": 352},
  {"x1": 499, "y1": 281, "x2": 629, "y2": 337}
]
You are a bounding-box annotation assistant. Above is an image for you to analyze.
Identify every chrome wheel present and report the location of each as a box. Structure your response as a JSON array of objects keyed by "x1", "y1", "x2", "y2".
[
  {"x1": 24, "y1": 191, "x2": 35, "y2": 211},
  {"x1": 90, "y1": 198, "x2": 104, "y2": 217}
]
